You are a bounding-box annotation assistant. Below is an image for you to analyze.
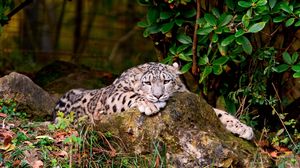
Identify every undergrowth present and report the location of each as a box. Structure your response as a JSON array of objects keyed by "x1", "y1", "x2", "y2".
[{"x1": 0, "y1": 99, "x2": 167, "y2": 168}]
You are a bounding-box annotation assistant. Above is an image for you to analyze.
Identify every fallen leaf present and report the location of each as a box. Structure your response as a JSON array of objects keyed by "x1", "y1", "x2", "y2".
[
  {"x1": 274, "y1": 146, "x2": 290, "y2": 152},
  {"x1": 0, "y1": 113, "x2": 7, "y2": 118},
  {"x1": 0, "y1": 143, "x2": 16, "y2": 151},
  {"x1": 3, "y1": 133, "x2": 13, "y2": 146},
  {"x1": 270, "y1": 151, "x2": 278, "y2": 158},
  {"x1": 32, "y1": 160, "x2": 43, "y2": 168},
  {"x1": 155, "y1": 156, "x2": 160, "y2": 168},
  {"x1": 53, "y1": 150, "x2": 68, "y2": 157},
  {"x1": 12, "y1": 160, "x2": 21, "y2": 167}
]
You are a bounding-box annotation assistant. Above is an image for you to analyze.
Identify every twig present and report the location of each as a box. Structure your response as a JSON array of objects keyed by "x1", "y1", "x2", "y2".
[
  {"x1": 192, "y1": 0, "x2": 201, "y2": 76},
  {"x1": 236, "y1": 95, "x2": 247, "y2": 117},
  {"x1": 271, "y1": 83, "x2": 297, "y2": 147},
  {"x1": 69, "y1": 144, "x2": 73, "y2": 168},
  {"x1": 271, "y1": 82, "x2": 283, "y2": 112},
  {"x1": 97, "y1": 131, "x2": 117, "y2": 157},
  {"x1": 0, "y1": 0, "x2": 33, "y2": 26},
  {"x1": 270, "y1": 105, "x2": 296, "y2": 147}
]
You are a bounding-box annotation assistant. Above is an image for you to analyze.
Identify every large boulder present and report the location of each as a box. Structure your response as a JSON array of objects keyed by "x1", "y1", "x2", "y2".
[
  {"x1": 0, "y1": 72, "x2": 56, "y2": 117},
  {"x1": 95, "y1": 92, "x2": 269, "y2": 167}
]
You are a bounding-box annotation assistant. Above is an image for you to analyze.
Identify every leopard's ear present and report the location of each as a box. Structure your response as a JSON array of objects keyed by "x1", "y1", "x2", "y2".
[{"x1": 172, "y1": 62, "x2": 182, "y2": 74}]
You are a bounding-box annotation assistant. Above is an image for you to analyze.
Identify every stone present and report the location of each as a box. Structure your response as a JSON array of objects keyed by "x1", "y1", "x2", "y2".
[
  {"x1": 94, "y1": 92, "x2": 270, "y2": 167},
  {"x1": 0, "y1": 72, "x2": 56, "y2": 117}
]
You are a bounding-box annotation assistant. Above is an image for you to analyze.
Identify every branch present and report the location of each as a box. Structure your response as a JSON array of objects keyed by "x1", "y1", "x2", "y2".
[
  {"x1": 192, "y1": 0, "x2": 201, "y2": 76},
  {"x1": 0, "y1": 0, "x2": 33, "y2": 26}
]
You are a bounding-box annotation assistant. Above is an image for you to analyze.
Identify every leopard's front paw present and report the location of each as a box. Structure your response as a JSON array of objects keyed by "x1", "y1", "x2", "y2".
[{"x1": 137, "y1": 101, "x2": 160, "y2": 115}]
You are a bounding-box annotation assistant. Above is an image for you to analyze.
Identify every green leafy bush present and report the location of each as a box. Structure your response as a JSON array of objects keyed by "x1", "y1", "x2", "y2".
[{"x1": 138, "y1": 0, "x2": 300, "y2": 151}]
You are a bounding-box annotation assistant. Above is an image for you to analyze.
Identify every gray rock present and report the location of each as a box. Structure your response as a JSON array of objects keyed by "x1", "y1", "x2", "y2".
[
  {"x1": 0, "y1": 72, "x2": 56, "y2": 117},
  {"x1": 94, "y1": 92, "x2": 270, "y2": 167}
]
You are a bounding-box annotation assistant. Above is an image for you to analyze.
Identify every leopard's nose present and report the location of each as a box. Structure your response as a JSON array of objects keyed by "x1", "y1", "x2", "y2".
[{"x1": 154, "y1": 94, "x2": 162, "y2": 99}]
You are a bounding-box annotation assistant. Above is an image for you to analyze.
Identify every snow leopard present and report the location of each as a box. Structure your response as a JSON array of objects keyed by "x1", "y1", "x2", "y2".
[{"x1": 54, "y1": 62, "x2": 254, "y2": 140}]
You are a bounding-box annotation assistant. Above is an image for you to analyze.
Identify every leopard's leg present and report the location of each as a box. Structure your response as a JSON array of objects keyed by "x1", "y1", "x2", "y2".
[
  {"x1": 105, "y1": 91, "x2": 163, "y2": 115},
  {"x1": 213, "y1": 108, "x2": 254, "y2": 140}
]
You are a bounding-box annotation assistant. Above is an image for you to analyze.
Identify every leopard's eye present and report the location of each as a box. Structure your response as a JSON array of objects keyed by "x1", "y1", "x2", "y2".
[
  {"x1": 144, "y1": 81, "x2": 151, "y2": 85},
  {"x1": 163, "y1": 80, "x2": 171, "y2": 84}
]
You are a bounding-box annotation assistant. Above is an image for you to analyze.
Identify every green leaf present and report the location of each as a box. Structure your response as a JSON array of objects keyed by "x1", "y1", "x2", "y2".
[
  {"x1": 293, "y1": 72, "x2": 300, "y2": 78},
  {"x1": 235, "y1": 29, "x2": 245, "y2": 37},
  {"x1": 273, "y1": 64, "x2": 289, "y2": 73},
  {"x1": 292, "y1": 64, "x2": 300, "y2": 72},
  {"x1": 280, "y1": 2, "x2": 293, "y2": 14},
  {"x1": 212, "y1": 8, "x2": 220, "y2": 18},
  {"x1": 285, "y1": 18, "x2": 295, "y2": 27},
  {"x1": 182, "y1": 8, "x2": 196, "y2": 18},
  {"x1": 137, "y1": 20, "x2": 149, "y2": 28},
  {"x1": 212, "y1": 64, "x2": 223, "y2": 75},
  {"x1": 256, "y1": 0, "x2": 267, "y2": 6},
  {"x1": 198, "y1": 55, "x2": 209, "y2": 65},
  {"x1": 197, "y1": 18, "x2": 206, "y2": 26},
  {"x1": 247, "y1": 22, "x2": 266, "y2": 33},
  {"x1": 242, "y1": 14, "x2": 250, "y2": 28},
  {"x1": 212, "y1": 33, "x2": 218, "y2": 43},
  {"x1": 295, "y1": 20, "x2": 300, "y2": 27},
  {"x1": 178, "y1": 53, "x2": 192, "y2": 61},
  {"x1": 199, "y1": 66, "x2": 212, "y2": 84},
  {"x1": 225, "y1": 0, "x2": 235, "y2": 10},
  {"x1": 160, "y1": 11, "x2": 173, "y2": 20},
  {"x1": 160, "y1": 22, "x2": 174, "y2": 33},
  {"x1": 218, "y1": 44, "x2": 227, "y2": 56},
  {"x1": 145, "y1": 24, "x2": 161, "y2": 34},
  {"x1": 176, "y1": 44, "x2": 189, "y2": 53},
  {"x1": 221, "y1": 35, "x2": 235, "y2": 46},
  {"x1": 269, "y1": 0, "x2": 277, "y2": 9},
  {"x1": 214, "y1": 26, "x2": 223, "y2": 34},
  {"x1": 283, "y1": 51, "x2": 293, "y2": 65},
  {"x1": 180, "y1": 62, "x2": 192, "y2": 73},
  {"x1": 175, "y1": 19, "x2": 184, "y2": 26},
  {"x1": 169, "y1": 44, "x2": 176, "y2": 55},
  {"x1": 197, "y1": 27, "x2": 214, "y2": 35},
  {"x1": 238, "y1": 1, "x2": 252, "y2": 8},
  {"x1": 143, "y1": 30, "x2": 150, "y2": 37},
  {"x1": 236, "y1": 36, "x2": 252, "y2": 55},
  {"x1": 161, "y1": 55, "x2": 173, "y2": 64},
  {"x1": 212, "y1": 56, "x2": 229, "y2": 65},
  {"x1": 291, "y1": 52, "x2": 299, "y2": 64},
  {"x1": 147, "y1": 7, "x2": 160, "y2": 24},
  {"x1": 273, "y1": 15, "x2": 286, "y2": 23},
  {"x1": 184, "y1": 49, "x2": 193, "y2": 56},
  {"x1": 204, "y1": 13, "x2": 217, "y2": 26},
  {"x1": 176, "y1": 33, "x2": 192, "y2": 44},
  {"x1": 219, "y1": 14, "x2": 233, "y2": 27}
]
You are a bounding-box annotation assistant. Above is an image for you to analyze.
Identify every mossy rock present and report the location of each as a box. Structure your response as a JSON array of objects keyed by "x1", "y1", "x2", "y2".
[{"x1": 94, "y1": 92, "x2": 271, "y2": 167}]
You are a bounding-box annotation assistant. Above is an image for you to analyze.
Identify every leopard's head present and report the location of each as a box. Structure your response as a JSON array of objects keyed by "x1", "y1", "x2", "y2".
[{"x1": 139, "y1": 62, "x2": 187, "y2": 103}]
